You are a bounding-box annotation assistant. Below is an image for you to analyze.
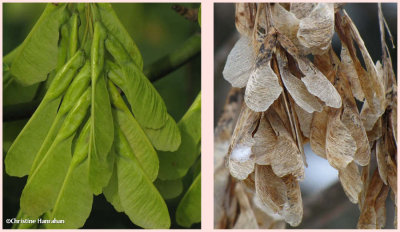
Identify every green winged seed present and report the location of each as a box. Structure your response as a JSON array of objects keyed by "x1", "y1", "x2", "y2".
[
  {"x1": 20, "y1": 89, "x2": 91, "y2": 218},
  {"x1": 11, "y1": 3, "x2": 69, "y2": 86},
  {"x1": 57, "y1": 23, "x2": 69, "y2": 70},
  {"x1": 143, "y1": 115, "x2": 181, "y2": 152},
  {"x1": 158, "y1": 93, "x2": 201, "y2": 180},
  {"x1": 59, "y1": 61, "x2": 91, "y2": 115},
  {"x1": 107, "y1": 61, "x2": 168, "y2": 129},
  {"x1": 5, "y1": 96, "x2": 61, "y2": 177},
  {"x1": 103, "y1": 160, "x2": 124, "y2": 213},
  {"x1": 46, "y1": 158, "x2": 92, "y2": 229},
  {"x1": 108, "y1": 80, "x2": 159, "y2": 181},
  {"x1": 68, "y1": 13, "x2": 80, "y2": 58},
  {"x1": 176, "y1": 173, "x2": 201, "y2": 228},
  {"x1": 88, "y1": 75, "x2": 114, "y2": 195},
  {"x1": 47, "y1": 120, "x2": 92, "y2": 229},
  {"x1": 115, "y1": 128, "x2": 170, "y2": 229},
  {"x1": 45, "y1": 49, "x2": 85, "y2": 101},
  {"x1": 20, "y1": 133, "x2": 74, "y2": 218},
  {"x1": 154, "y1": 178, "x2": 183, "y2": 200},
  {"x1": 57, "y1": 88, "x2": 91, "y2": 141},
  {"x1": 105, "y1": 33, "x2": 132, "y2": 65},
  {"x1": 91, "y1": 21, "x2": 107, "y2": 83},
  {"x1": 96, "y1": 3, "x2": 143, "y2": 69}
]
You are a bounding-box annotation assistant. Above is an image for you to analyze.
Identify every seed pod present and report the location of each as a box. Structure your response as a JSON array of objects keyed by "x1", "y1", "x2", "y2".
[
  {"x1": 45, "y1": 50, "x2": 85, "y2": 101},
  {"x1": 91, "y1": 21, "x2": 107, "y2": 83},
  {"x1": 57, "y1": 88, "x2": 91, "y2": 141},
  {"x1": 59, "y1": 61, "x2": 91, "y2": 115}
]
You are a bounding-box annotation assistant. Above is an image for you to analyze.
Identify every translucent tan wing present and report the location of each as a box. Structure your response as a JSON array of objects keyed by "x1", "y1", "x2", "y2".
[
  {"x1": 294, "y1": 103, "x2": 313, "y2": 138},
  {"x1": 296, "y1": 56, "x2": 342, "y2": 108},
  {"x1": 297, "y1": 3, "x2": 335, "y2": 55},
  {"x1": 309, "y1": 108, "x2": 329, "y2": 158},
  {"x1": 281, "y1": 174, "x2": 303, "y2": 227},
  {"x1": 266, "y1": 108, "x2": 305, "y2": 180},
  {"x1": 326, "y1": 109, "x2": 356, "y2": 169},
  {"x1": 340, "y1": 44, "x2": 365, "y2": 101},
  {"x1": 223, "y1": 36, "x2": 254, "y2": 88},
  {"x1": 244, "y1": 61, "x2": 282, "y2": 112},
  {"x1": 276, "y1": 49, "x2": 323, "y2": 113},
  {"x1": 338, "y1": 161, "x2": 362, "y2": 204},
  {"x1": 255, "y1": 165, "x2": 287, "y2": 214},
  {"x1": 233, "y1": 183, "x2": 259, "y2": 229},
  {"x1": 290, "y1": 3, "x2": 317, "y2": 19},
  {"x1": 228, "y1": 105, "x2": 260, "y2": 180}
]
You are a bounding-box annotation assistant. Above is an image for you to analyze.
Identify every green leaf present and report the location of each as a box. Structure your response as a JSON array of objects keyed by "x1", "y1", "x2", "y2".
[
  {"x1": 176, "y1": 173, "x2": 201, "y2": 228},
  {"x1": 97, "y1": 3, "x2": 143, "y2": 70},
  {"x1": 158, "y1": 93, "x2": 201, "y2": 180},
  {"x1": 10, "y1": 3, "x2": 69, "y2": 86},
  {"x1": 154, "y1": 178, "x2": 183, "y2": 200},
  {"x1": 88, "y1": 75, "x2": 114, "y2": 195},
  {"x1": 115, "y1": 128, "x2": 170, "y2": 229},
  {"x1": 5, "y1": 97, "x2": 61, "y2": 177},
  {"x1": 143, "y1": 114, "x2": 181, "y2": 152}
]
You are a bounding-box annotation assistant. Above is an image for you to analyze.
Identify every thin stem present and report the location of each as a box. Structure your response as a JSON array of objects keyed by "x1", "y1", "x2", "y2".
[{"x1": 144, "y1": 33, "x2": 200, "y2": 82}]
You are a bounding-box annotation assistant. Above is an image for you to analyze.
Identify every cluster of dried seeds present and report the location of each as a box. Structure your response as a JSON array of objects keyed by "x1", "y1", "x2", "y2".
[{"x1": 215, "y1": 3, "x2": 396, "y2": 229}]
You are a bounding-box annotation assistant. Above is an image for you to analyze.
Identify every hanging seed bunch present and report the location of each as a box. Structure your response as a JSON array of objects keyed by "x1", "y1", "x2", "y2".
[
  {"x1": 218, "y1": 3, "x2": 396, "y2": 228},
  {"x1": 5, "y1": 3, "x2": 182, "y2": 229}
]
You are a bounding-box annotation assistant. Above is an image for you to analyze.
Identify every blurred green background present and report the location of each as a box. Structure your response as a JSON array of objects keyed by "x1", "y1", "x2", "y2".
[{"x1": 3, "y1": 3, "x2": 200, "y2": 229}]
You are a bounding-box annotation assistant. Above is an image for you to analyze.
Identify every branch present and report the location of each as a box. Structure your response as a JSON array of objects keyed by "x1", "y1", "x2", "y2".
[{"x1": 144, "y1": 33, "x2": 200, "y2": 82}]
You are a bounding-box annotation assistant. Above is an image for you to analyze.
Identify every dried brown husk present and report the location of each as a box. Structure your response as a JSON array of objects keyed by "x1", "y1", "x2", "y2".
[
  {"x1": 233, "y1": 183, "x2": 259, "y2": 229},
  {"x1": 227, "y1": 104, "x2": 260, "y2": 180},
  {"x1": 253, "y1": 113, "x2": 278, "y2": 165},
  {"x1": 297, "y1": 3, "x2": 335, "y2": 55},
  {"x1": 342, "y1": 11, "x2": 385, "y2": 110},
  {"x1": 338, "y1": 161, "x2": 362, "y2": 204},
  {"x1": 375, "y1": 185, "x2": 389, "y2": 229},
  {"x1": 281, "y1": 174, "x2": 303, "y2": 227},
  {"x1": 255, "y1": 165, "x2": 287, "y2": 214},
  {"x1": 389, "y1": 94, "x2": 397, "y2": 145},
  {"x1": 340, "y1": 44, "x2": 365, "y2": 101},
  {"x1": 367, "y1": 118, "x2": 383, "y2": 142},
  {"x1": 290, "y1": 3, "x2": 317, "y2": 19},
  {"x1": 271, "y1": 3, "x2": 299, "y2": 51},
  {"x1": 376, "y1": 138, "x2": 388, "y2": 185},
  {"x1": 235, "y1": 3, "x2": 257, "y2": 37},
  {"x1": 325, "y1": 109, "x2": 356, "y2": 169},
  {"x1": 276, "y1": 49, "x2": 323, "y2": 113},
  {"x1": 245, "y1": 61, "x2": 282, "y2": 112},
  {"x1": 223, "y1": 36, "x2": 254, "y2": 88},
  {"x1": 294, "y1": 103, "x2": 313, "y2": 138},
  {"x1": 357, "y1": 169, "x2": 384, "y2": 229},
  {"x1": 336, "y1": 71, "x2": 370, "y2": 166},
  {"x1": 386, "y1": 155, "x2": 397, "y2": 200},
  {"x1": 266, "y1": 108, "x2": 305, "y2": 180},
  {"x1": 296, "y1": 56, "x2": 342, "y2": 108},
  {"x1": 309, "y1": 107, "x2": 329, "y2": 158}
]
